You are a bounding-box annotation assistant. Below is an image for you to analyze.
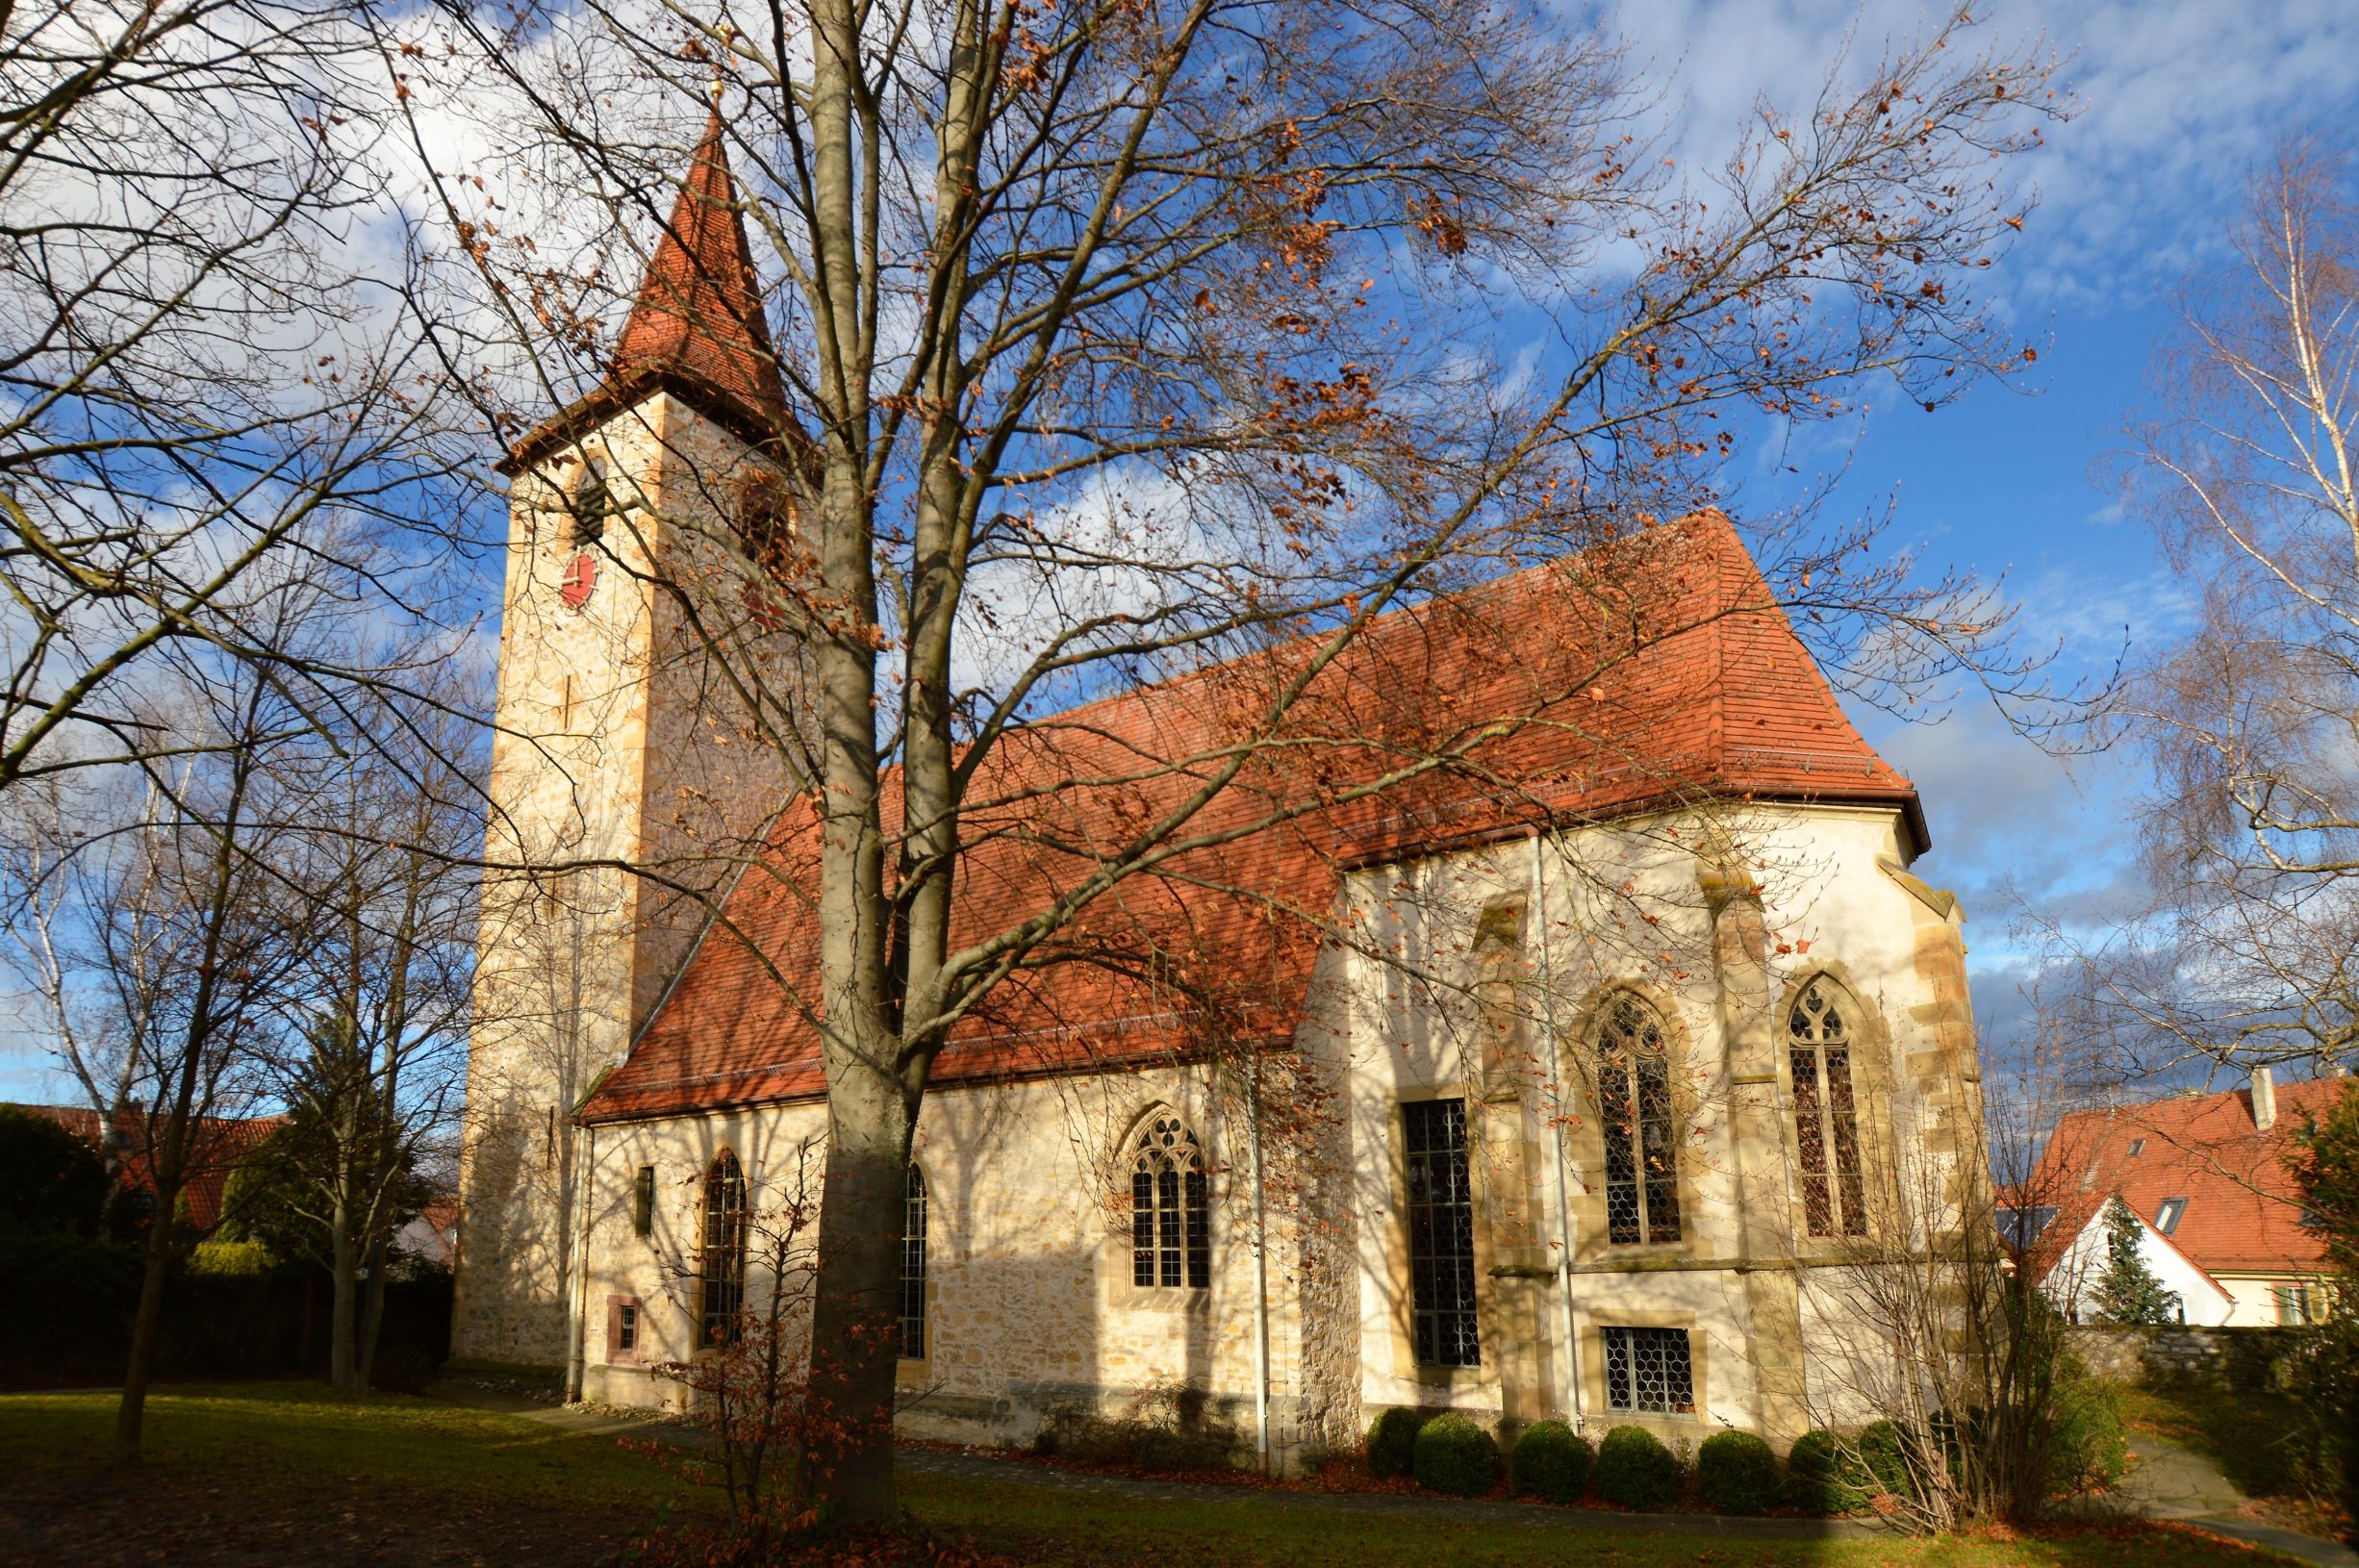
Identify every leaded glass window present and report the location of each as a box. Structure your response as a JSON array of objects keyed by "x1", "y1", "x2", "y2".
[
  {"x1": 1597, "y1": 996, "x2": 1682, "y2": 1246},
  {"x1": 900, "y1": 1164, "x2": 928, "y2": 1359},
  {"x1": 1405, "y1": 1098, "x2": 1480, "y2": 1367},
  {"x1": 1788, "y1": 978, "x2": 1867, "y2": 1238},
  {"x1": 698, "y1": 1151, "x2": 748, "y2": 1349},
  {"x1": 1130, "y1": 1113, "x2": 1210, "y2": 1289},
  {"x1": 1603, "y1": 1326, "x2": 1694, "y2": 1413}
]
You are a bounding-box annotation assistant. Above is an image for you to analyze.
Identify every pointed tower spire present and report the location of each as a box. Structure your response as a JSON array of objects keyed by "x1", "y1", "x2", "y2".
[
  {"x1": 501, "y1": 114, "x2": 788, "y2": 471},
  {"x1": 612, "y1": 112, "x2": 788, "y2": 426}
]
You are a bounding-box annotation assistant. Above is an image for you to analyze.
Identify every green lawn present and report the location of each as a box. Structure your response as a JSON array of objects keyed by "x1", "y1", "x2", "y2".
[
  {"x1": 0, "y1": 1381, "x2": 708, "y2": 1514},
  {"x1": 0, "y1": 1383, "x2": 2300, "y2": 1568},
  {"x1": 911, "y1": 1473, "x2": 2289, "y2": 1568}
]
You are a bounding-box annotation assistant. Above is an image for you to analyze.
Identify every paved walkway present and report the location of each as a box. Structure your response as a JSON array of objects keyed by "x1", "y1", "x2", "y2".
[{"x1": 2116, "y1": 1433, "x2": 2357, "y2": 1568}]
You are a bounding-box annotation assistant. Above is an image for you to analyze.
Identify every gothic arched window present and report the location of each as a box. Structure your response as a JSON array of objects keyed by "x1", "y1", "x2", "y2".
[
  {"x1": 1130, "y1": 1112, "x2": 1210, "y2": 1289},
  {"x1": 1597, "y1": 994, "x2": 1682, "y2": 1246},
  {"x1": 698, "y1": 1151, "x2": 748, "y2": 1348},
  {"x1": 1788, "y1": 977, "x2": 1868, "y2": 1237},
  {"x1": 900, "y1": 1164, "x2": 928, "y2": 1359}
]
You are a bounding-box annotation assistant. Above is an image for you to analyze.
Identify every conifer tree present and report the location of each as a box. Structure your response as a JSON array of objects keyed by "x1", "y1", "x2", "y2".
[{"x1": 2090, "y1": 1197, "x2": 2180, "y2": 1326}]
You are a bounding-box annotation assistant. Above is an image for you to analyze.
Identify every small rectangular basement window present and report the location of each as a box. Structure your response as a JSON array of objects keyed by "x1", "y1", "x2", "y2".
[{"x1": 1603, "y1": 1326, "x2": 1694, "y2": 1414}]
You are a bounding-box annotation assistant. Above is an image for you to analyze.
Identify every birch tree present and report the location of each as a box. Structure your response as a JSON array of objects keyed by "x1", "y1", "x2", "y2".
[{"x1": 2059, "y1": 142, "x2": 2359, "y2": 1086}]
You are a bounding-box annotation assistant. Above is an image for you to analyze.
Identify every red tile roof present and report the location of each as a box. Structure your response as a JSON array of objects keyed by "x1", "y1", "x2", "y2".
[
  {"x1": 610, "y1": 113, "x2": 788, "y2": 426},
  {"x1": 502, "y1": 114, "x2": 794, "y2": 472},
  {"x1": 2028, "y1": 1075, "x2": 2350, "y2": 1278},
  {"x1": 16, "y1": 1103, "x2": 282, "y2": 1233},
  {"x1": 584, "y1": 513, "x2": 1921, "y2": 1125}
]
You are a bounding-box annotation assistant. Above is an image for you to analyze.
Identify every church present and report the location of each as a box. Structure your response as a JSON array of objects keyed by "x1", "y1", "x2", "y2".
[{"x1": 450, "y1": 124, "x2": 1989, "y2": 1470}]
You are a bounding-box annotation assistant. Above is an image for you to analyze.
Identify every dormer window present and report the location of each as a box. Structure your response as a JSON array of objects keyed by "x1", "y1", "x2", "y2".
[{"x1": 2154, "y1": 1196, "x2": 2187, "y2": 1235}]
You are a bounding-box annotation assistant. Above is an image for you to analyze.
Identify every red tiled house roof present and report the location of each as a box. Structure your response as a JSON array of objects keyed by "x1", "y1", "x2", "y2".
[
  {"x1": 580, "y1": 510, "x2": 1922, "y2": 1125},
  {"x1": 16, "y1": 1103, "x2": 282, "y2": 1232},
  {"x1": 2028, "y1": 1075, "x2": 2349, "y2": 1279}
]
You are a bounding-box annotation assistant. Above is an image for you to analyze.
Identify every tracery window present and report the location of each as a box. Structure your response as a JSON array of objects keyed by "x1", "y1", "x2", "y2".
[
  {"x1": 698, "y1": 1151, "x2": 748, "y2": 1349},
  {"x1": 900, "y1": 1164, "x2": 928, "y2": 1359},
  {"x1": 1405, "y1": 1098, "x2": 1481, "y2": 1367},
  {"x1": 1597, "y1": 995, "x2": 1682, "y2": 1246},
  {"x1": 1788, "y1": 978, "x2": 1868, "y2": 1238},
  {"x1": 1130, "y1": 1112, "x2": 1210, "y2": 1289}
]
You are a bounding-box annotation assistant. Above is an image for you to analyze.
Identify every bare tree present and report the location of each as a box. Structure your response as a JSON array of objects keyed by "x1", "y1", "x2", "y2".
[
  {"x1": 245, "y1": 683, "x2": 478, "y2": 1391},
  {"x1": 0, "y1": 0, "x2": 473, "y2": 795},
  {"x1": 86, "y1": 662, "x2": 317, "y2": 1464},
  {"x1": 2068, "y1": 140, "x2": 2359, "y2": 1086},
  {"x1": 1801, "y1": 1021, "x2": 2109, "y2": 1530},
  {"x1": 415, "y1": 0, "x2": 2066, "y2": 1519}
]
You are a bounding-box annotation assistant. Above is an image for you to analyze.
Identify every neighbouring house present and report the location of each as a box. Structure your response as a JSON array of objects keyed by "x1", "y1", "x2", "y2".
[
  {"x1": 450, "y1": 121, "x2": 1991, "y2": 1465},
  {"x1": 2026, "y1": 1069, "x2": 2345, "y2": 1328},
  {"x1": 13, "y1": 1102, "x2": 281, "y2": 1234},
  {"x1": 393, "y1": 1197, "x2": 460, "y2": 1268}
]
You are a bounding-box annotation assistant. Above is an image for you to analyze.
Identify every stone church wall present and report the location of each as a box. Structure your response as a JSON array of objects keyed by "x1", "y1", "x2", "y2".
[{"x1": 574, "y1": 1064, "x2": 1332, "y2": 1465}]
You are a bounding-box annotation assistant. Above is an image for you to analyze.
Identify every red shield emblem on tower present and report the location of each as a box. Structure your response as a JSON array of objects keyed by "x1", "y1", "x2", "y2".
[{"x1": 559, "y1": 551, "x2": 597, "y2": 611}]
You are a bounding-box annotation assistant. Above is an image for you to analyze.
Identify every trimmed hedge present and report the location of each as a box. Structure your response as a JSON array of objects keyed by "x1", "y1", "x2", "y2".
[
  {"x1": 1509, "y1": 1419, "x2": 1591, "y2": 1503},
  {"x1": 1365, "y1": 1405, "x2": 1433, "y2": 1479},
  {"x1": 1785, "y1": 1423, "x2": 1922, "y2": 1513},
  {"x1": 1594, "y1": 1424, "x2": 1682, "y2": 1511},
  {"x1": 1858, "y1": 1418, "x2": 1917, "y2": 1500},
  {"x1": 1695, "y1": 1429, "x2": 1780, "y2": 1514},
  {"x1": 1785, "y1": 1429, "x2": 1869, "y2": 1513},
  {"x1": 1412, "y1": 1412, "x2": 1499, "y2": 1498}
]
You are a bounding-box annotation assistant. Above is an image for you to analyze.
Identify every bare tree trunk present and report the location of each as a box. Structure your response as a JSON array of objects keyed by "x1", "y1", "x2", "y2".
[
  {"x1": 114, "y1": 1198, "x2": 178, "y2": 1467},
  {"x1": 803, "y1": 1067, "x2": 911, "y2": 1527},
  {"x1": 329, "y1": 1188, "x2": 359, "y2": 1392},
  {"x1": 358, "y1": 1235, "x2": 391, "y2": 1389}
]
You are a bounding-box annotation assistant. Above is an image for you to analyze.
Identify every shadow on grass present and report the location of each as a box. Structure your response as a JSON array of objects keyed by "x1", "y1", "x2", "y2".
[{"x1": 2117, "y1": 1382, "x2": 2313, "y2": 1500}]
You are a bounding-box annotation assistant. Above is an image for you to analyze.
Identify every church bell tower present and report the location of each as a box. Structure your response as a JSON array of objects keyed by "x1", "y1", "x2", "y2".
[{"x1": 451, "y1": 116, "x2": 806, "y2": 1369}]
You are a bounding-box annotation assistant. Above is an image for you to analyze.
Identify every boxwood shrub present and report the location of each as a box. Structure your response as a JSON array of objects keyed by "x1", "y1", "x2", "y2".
[
  {"x1": 1509, "y1": 1419, "x2": 1591, "y2": 1503},
  {"x1": 1412, "y1": 1411, "x2": 1500, "y2": 1498},
  {"x1": 1365, "y1": 1405, "x2": 1433, "y2": 1479},
  {"x1": 1858, "y1": 1418, "x2": 1918, "y2": 1500},
  {"x1": 1594, "y1": 1423, "x2": 1682, "y2": 1511},
  {"x1": 1695, "y1": 1429, "x2": 1780, "y2": 1514},
  {"x1": 1785, "y1": 1429, "x2": 1868, "y2": 1513}
]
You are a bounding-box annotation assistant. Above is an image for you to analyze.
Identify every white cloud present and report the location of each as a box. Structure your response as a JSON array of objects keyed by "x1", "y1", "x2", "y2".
[{"x1": 1602, "y1": 0, "x2": 2359, "y2": 312}]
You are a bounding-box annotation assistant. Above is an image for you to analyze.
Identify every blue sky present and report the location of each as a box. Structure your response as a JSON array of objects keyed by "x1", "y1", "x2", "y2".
[{"x1": 1608, "y1": 0, "x2": 2359, "y2": 1043}]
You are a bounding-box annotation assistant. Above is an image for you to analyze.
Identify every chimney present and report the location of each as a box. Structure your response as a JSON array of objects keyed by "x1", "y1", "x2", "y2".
[{"x1": 2250, "y1": 1065, "x2": 2276, "y2": 1132}]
